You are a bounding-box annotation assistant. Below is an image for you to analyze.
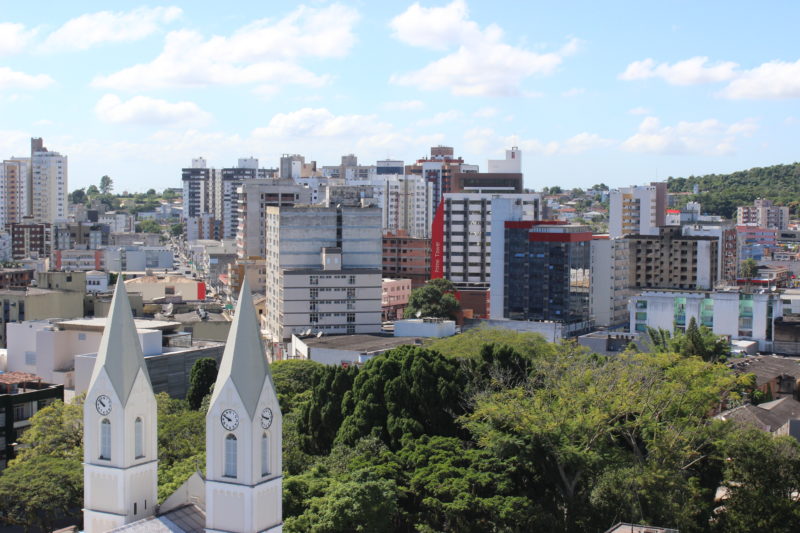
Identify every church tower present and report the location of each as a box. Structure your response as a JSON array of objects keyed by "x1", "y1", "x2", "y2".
[
  {"x1": 84, "y1": 281, "x2": 158, "y2": 532},
  {"x1": 206, "y1": 278, "x2": 283, "y2": 533}
]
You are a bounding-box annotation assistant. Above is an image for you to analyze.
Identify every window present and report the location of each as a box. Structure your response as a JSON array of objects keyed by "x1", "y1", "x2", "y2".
[
  {"x1": 261, "y1": 433, "x2": 270, "y2": 476},
  {"x1": 24, "y1": 351, "x2": 35, "y2": 366},
  {"x1": 224, "y1": 434, "x2": 237, "y2": 478},
  {"x1": 135, "y1": 417, "x2": 144, "y2": 458},
  {"x1": 349, "y1": 275, "x2": 356, "y2": 285},
  {"x1": 100, "y1": 419, "x2": 111, "y2": 460},
  {"x1": 347, "y1": 313, "x2": 355, "y2": 323}
]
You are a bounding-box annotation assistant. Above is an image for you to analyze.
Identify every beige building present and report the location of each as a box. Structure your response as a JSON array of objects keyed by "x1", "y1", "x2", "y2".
[
  {"x1": 0, "y1": 287, "x2": 84, "y2": 347},
  {"x1": 626, "y1": 226, "x2": 718, "y2": 291},
  {"x1": 0, "y1": 157, "x2": 30, "y2": 229},
  {"x1": 737, "y1": 198, "x2": 790, "y2": 230},
  {"x1": 124, "y1": 275, "x2": 206, "y2": 302}
]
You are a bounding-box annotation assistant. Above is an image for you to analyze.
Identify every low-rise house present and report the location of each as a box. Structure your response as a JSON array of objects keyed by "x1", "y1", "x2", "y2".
[
  {"x1": 715, "y1": 397, "x2": 800, "y2": 441},
  {"x1": 727, "y1": 355, "x2": 800, "y2": 400}
]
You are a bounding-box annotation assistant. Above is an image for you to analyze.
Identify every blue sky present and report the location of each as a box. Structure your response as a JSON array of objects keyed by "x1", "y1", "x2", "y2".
[{"x1": 1, "y1": 1, "x2": 799, "y2": 192}]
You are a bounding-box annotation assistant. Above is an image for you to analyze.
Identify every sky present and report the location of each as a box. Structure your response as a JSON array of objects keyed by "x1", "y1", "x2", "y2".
[{"x1": 1, "y1": 1, "x2": 799, "y2": 192}]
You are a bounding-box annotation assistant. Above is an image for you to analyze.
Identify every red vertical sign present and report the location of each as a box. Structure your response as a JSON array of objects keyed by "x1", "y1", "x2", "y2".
[{"x1": 431, "y1": 199, "x2": 445, "y2": 279}]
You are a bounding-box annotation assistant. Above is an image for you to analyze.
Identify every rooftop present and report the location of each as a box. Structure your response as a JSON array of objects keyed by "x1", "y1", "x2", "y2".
[
  {"x1": 58, "y1": 317, "x2": 181, "y2": 332},
  {"x1": 728, "y1": 355, "x2": 800, "y2": 387},
  {"x1": 108, "y1": 504, "x2": 205, "y2": 533},
  {"x1": 715, "y1": 397, "x2": 800, "y2": 432},
  {"x1": 299, "y1": 333, "x2": 420, "y2": 353}
]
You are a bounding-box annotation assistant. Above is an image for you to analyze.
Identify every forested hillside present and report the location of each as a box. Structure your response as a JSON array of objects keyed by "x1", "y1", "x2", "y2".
[{"x1": 667, "y1": 162, "x2": 800, "y2": 218}]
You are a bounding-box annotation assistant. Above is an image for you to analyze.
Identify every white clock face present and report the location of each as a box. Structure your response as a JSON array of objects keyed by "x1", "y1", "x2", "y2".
[
  {"x1": 220, "y1": 409, "x2": 239, "y2": 431},
  {"x1": 96, "y1": 395, "x2": 112, "y2": 416},
  {"x1": 260, "y1": 407, "x2": 273, "y2": 429}
]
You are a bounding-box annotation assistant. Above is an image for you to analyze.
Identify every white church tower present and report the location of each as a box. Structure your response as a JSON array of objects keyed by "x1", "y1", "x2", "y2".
[
  {"x1": 206, "y1": 278, "x2": 283, "y2": 533},
  {"x1": 84, "y1": 281, "x2": 158, "y2": 532}
]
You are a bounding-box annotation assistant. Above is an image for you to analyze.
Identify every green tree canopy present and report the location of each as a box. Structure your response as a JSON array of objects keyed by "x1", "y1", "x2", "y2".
[
  {"x1": 403, "y1": 278, "x2": 460, "y2": 319},
  {"x1": 186, "y1": 357, "x2": 218, "y2": 410},
  {"x1": 100, "y1": 175, "x2": 114, "y2": 194},
  {"x1": 70, "y1": 188, "x2": 86, "y2": 205},
  {"x1": 298, "y1": 365, "x2": 359, "y2": 455},
  {"x1": 740, "y1": 258, "x2": 759, "y2": 279},
  {"x1": 136, "y1": 219, "x2": 162, "y2": 234}
]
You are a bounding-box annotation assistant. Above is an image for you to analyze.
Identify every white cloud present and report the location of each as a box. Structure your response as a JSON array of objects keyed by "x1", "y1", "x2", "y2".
[
  {"x1": 561, "y1": 132, "x2": 614, "y2": 154},
  {"x1": 562, "y1": 87, "x2": 585, "y2": 97},
  {"x1": 92, "y1": 4, "x2": 358, "y2": 91},
  {"x1": 41, "y1": 6, "x2": 181, "y2": 52},
  {"x1": 0, "y1": 129, "x2": 31, "y2": 155},
  {"x1": 498, "y1": 132, "x2": 614, "y2": 156},
  {"x1": 390, "y1": 1, "x2": 579, "y2": 96},
  {"x1": 382, "y1": 100, "x2": 425, "y2": 111},
  {"x1": 95, "y1": 94, "x2": 211, "y2": 126},
  {"x1": 622, "y1": 116, "x2": 757, "y2": 155},
  {"x1": 619, "y1": 56, "x2": 738, "y2": 85},
  {"x1": 720, "y1": 59, "x2": 800, "y2": 99},
  {"x1": 252, "y1": 108, "x2": 384, "y2": 139},
  {"x1": 416, "y1": 110, "x2": 462, "y2": 127},
  {"x1": 0, "y1": 23, "x2": 38, "y2": 55},
  {"x1": 33, "y1": 119, "x2": 53, "y2": 126},
  {"x1": 473, "y1": 107, "x2": 498, "y2": 118},
  {"x1": 628, "y1": 106, "x2": 651, "y2": 115},
  {"x1": 0, "y1": 67, "x2": 54, "y2": 90}
]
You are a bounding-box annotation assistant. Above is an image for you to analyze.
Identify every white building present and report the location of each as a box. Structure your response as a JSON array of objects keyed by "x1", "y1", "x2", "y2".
[
  {"x1": 609, "y1": 182, "x2": 667, "y2": 239},
  {"x1": 104, "y1": 246, "x2": 173, "y2": 272},
  {"x1": 86, "y1": 270, "x2": 109, "y2": 292},
  {"x1": 30, "y1": 138, "x2": 68, "y2": 224},
  {"x1": 629, "y1": 287, "x2": 783, "y2": 351},
  {"x1": 98, "y1": 212, "x2": 134, "y2": 233},
  {"x1": 590, "y1": 236, "x2": 631, "y2": 328},
  {"x1": 370, "y1": 174, "x2": 434, "y2": 239},
  {"x1": 737, "y1": 198, "x2": 790, "y2": 230},
  {"x1": 264, "y1": 206, "x2": 383, "y2": 352},
  {"x1": 487, "y1": 147, "x2": 522, "y2": 174}
]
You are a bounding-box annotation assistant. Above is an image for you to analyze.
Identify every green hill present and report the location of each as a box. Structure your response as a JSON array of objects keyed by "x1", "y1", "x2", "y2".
[{"x1": 667, "y1": 162, "x2": 800, "y2": 219}]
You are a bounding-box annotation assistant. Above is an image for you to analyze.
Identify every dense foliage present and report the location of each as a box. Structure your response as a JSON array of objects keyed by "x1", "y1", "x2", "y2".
[
  {"x1": 403, "y1": 278, "x2": 460, "y2": 319},
  {"x1": 3, "y1": 330, "x2": 800, "y2": 532},
  {"x1": 667, "y1": 162, "x2": 800, "y2": 218},
  {"x1": 186, "y1": 357, "x2": 219, "y2": 409}
]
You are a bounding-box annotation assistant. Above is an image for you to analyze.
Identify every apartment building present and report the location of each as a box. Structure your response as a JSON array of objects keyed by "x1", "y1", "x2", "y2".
[
  {"x1": 30, "y1": 138, "x2": 67, "y2": 225},
  {"x1": 10, "y1": 220, "x2": 52, "y2": 260},
  {"x1": 405, "y1": 146, "x2": 478, "y2": 206},
  {"x1": 626, "y1": 226, "x2": 718, "y2": 291},
  {"x1": 382, "y1": 230, "x2": 430, "y2": 289},
  {"x1": 737, "y1": 198, "x2": 790, "y2": 230},
  {"x1": 590, "y1": 236, "x2": 631, "y2": 328},
  {"x1": 609, "y1": 182, "x2": 667, "y2": 238},
  {"x1": 370, "y1": 174, "x2": 434, "y2": 239},
  {"x1": 264, "y1": 206, "x2": 382, "y2": 353},
  {"x1": 0, "y1": 158, "x2": 29, "y2": 229}
]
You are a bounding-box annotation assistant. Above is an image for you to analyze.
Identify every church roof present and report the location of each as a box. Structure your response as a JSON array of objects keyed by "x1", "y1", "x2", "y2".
[
  {"x1": 209, "y1": 277, "x2": 272, "y2": 419},
  {"x1": 107, "y1": 504, "x2": 205, "y2": 533},
  {"x1": 88, "y1": 281, "x2": 152, "y2": 406}
]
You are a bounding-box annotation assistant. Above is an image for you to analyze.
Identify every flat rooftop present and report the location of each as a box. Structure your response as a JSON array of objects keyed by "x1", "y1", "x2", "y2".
[
  {"x1": 59, "y1": 317, "x2": 181, "y2": 332},
  {"x1": 299, "y1": 333, "x2": 420, "y2": 353}
]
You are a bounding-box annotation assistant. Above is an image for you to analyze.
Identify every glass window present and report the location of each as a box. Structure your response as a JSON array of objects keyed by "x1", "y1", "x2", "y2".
[
  {"x1": 100, "y1": 419, "x2": 111, "y2": 460},
  {"x1": 261, "y1": 433, "x2": 270, "y2": 476},
  {"x1": 224, "y1": 434, "x2": 237, "y2": 478},
  {"x1": 135, "y1": 417, "x2": 144, "y2": 458}
]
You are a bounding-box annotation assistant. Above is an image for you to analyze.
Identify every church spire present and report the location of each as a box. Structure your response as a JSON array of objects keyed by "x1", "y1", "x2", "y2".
[
  {"x1": 209, "y1": 277, "x2": 271, "y2": 419},
  {"x1": 88, "y1": 279, "x2": 151, "y2": 406}
]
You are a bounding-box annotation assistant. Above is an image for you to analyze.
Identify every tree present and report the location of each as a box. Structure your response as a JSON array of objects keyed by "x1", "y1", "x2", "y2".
[
  {"x1": 298, "y1": 365, "x2": 359, "y2": 455},
  {"x1": 271, "y1": 359, "x2": 324, "y2": 414},
  {"x1": 740, "y1": 258, "x2": 759, "y2": 280},
  {"x1": 0, "y1": 455, "x2": 83, "y2": 532},
  {"x1": 86, "y1": 184, "x2": 99, "y2": 197},
  {"x1": 186, "y1": 357, "x2": 218, "y2": 410},
  {"x1": 170, "y1": 222, "x2": 184, "y2": 237},
  {"x1": 404, "y1": 278, "x2": 460, "y2": 319},
  {"x1": 647, "y1": 319, "x2": 729, "y2": 362},
  {"x1": 12, "y1": 397, "x2": 83, "y2": 462},
  {"x1": 427, "y1": 324, "x2": 554, "y2": 360},
  {"x1": 146, "y1": 188, "x2": 157, "y2": 196},
  {"x1": 336, "y1": 345, "x2": 467, "y2": 450},
  {"x1": 100, "y1": 175, "x2": 113, "y2": 194},
  {"x1": 70, "y1": 188, "x2": 86, "y2": 205},
  {"x1": 136, "y1": 219, "x2": 162, "y2": 234}
]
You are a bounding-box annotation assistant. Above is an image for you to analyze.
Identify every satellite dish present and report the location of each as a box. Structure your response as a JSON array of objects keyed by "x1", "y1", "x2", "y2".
[
  {"x1": 304, "y1": 328, "x2": 312, "y2": 336},
  {"x1": 415, "y1": 310, "x2": 422, "y2": 318},
  {"x1": 316, "y1": 331, "x2": 323, "y2": 338}
]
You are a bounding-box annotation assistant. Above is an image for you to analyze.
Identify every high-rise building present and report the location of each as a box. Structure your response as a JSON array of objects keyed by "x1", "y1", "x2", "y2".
[
  {"x1": 608, "y1": 182, "x2": 667, "y2": 238},
  {"x1": 10, "y1": 219, "x2": 52, "y2": 259},
  {"x1": 737, "y1": 198, "x2": 790, "y2": 230},
  {"x1": 626, "y1": 226, "x2": 718, "y2": 290},
  {"x1": 405, "y1": 146, "x2": 478, "y2": 206},
  {"x1": 376, "y1": 159, "x2": 404, "y2": 175},
  {"x1": 0, "y1": 157, "x2": 30, "y2": 229},
  {"x1": 590, "y1": 236, "x2": 631, "y2": 328},
  {"x1": 369, "y1": 174, "x2": 434, "y2": 239},
  {"x1": 30, "y1": 138, "x2": 68, "y2": 224},
  {"x1": 264, "y1": 206, "x2": 382, "y2": 353},
  {"x1": 382, "y1": 230, "x2": 431, "y2": 289},
  {"x1": 500, "y1": 222, "x2": 592, "y2": 324}
]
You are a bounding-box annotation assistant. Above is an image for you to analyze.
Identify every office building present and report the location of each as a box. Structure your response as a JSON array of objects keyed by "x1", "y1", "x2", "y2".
[{"x1": 264, "y1": 206, "x2": 382, "y2": 354}]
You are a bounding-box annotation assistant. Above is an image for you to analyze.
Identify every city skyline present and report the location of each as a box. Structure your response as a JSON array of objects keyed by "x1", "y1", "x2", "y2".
[{"x1": 1, "y1": 1, "x2": 799, "y2": 191}]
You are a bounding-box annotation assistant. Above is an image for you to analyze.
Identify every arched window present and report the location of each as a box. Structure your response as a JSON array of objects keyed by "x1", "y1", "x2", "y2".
[
  {"x1": 135, "y1": 417, "x2": 144, "y2": 458},
  {"x1": 224, "y1": 434, "x2": 237, "y2": 478},
  {"x1": 100, "y1": 419, "x2": 111, "y2": 460},
  {"x1": 261, "y1": 432, "x2": 270, "y2": 476}
]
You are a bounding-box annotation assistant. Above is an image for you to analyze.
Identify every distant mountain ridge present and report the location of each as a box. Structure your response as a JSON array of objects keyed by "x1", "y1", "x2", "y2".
[{"x1": 666, "y1": 162, "x2": 800, "y2": 219}]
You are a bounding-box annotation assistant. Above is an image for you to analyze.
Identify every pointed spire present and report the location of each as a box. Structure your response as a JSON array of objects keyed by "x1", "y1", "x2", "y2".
[
  {"x1": 211, "y1": 277, "x2": 271, "y2": 419},
  {"x1": 89, "y1": 279, "x2": 151, "y2": 406}
]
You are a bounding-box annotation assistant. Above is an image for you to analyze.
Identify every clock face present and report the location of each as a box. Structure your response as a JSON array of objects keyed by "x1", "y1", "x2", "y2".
[
  {"x1": 220, "y1": 409, "x2": 239, "y2": 431},
  {"x1": 96, "y1": 395, "x2": 112, "y2": 416},
  {"x1": 260, "y1": 407, "x2": 273, "y2": 429}
]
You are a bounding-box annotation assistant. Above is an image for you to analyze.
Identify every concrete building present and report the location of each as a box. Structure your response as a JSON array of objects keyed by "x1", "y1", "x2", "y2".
[
  {"x1": 264, "y1": 206, "x2": 383, "y2": 354},
  {"x1": 629, "y1": 287, "x2": 781, "y2": 351},
  {"x1": 104, "y1": 246, "x2": 173, "y2": 272},
  {"x1": 124, "y1": 275, "x2": 206, "y2": 302},
  {"x1": 54, "y1": 222, "x2": 109, "y2": 250},
  {"x1": 682, "y1": 222, "x2": 738, "y2": 283},
  {"x1": 0, "y1": 267, "x2": 34, "y2": 289},
  {"x1": 0, "y1": 286, "x2": 85, "y2": 347},
  {"x1": 382, "y1": 230, "x2": 430, "y2": 289},
  {"x1": 499, "y1": 222, "x2": 592, "y2": 325},
  {"x1": 289, "y1": 333, "x2": 417, "y2": 365},
  {"x1": 590, "y1": 236, "x2": 631, "y2": 328},
  {"x1": 98, "y1": 212, "x2": 134, "y2": 233},
  {"x1": 451, "y1": 148, "x2": 523, "y2": 194},
  {"x1": 0, "y1": 157, "x2": 30, "y2": 230},
  {"x1": 10, "y1": 219, "x2": 51, "y2": 260},
  {"x1": 0, "y1": 372, "x2": 63, "y2": 469},
  {"x1": 370, "y1": 174, "x2": 434, "y2": 239},
  {"x1": 609, "y1": 182, "x2": 667, "y2": 238},
  {"x1": 30, "y1": 138, "x2": 68, "y2": 224},
  {"x1": 737, "y1": 198, "x2": 790, "y2": 230},
  {"x1": 376, "y1": 159, "x2": 404, "y2": 175},
  {"x1": 86, "y1": 270, "x2": 108, "y2": 293},
  {"x1": 737, "y1": 225, "x2": 777, "y2": 262},
  {"x1": 405, "y1": 146, "x2": 479, "y2": 206},
  {"x1": 626, "y1": 226, "x2": 718, "y2": 291},
  {"x1": 54, "y1": 248, "x2": 104, "y2": 271},
  {"x1": 381, "y1": 278, "x2": 411, "y2": 321}
]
